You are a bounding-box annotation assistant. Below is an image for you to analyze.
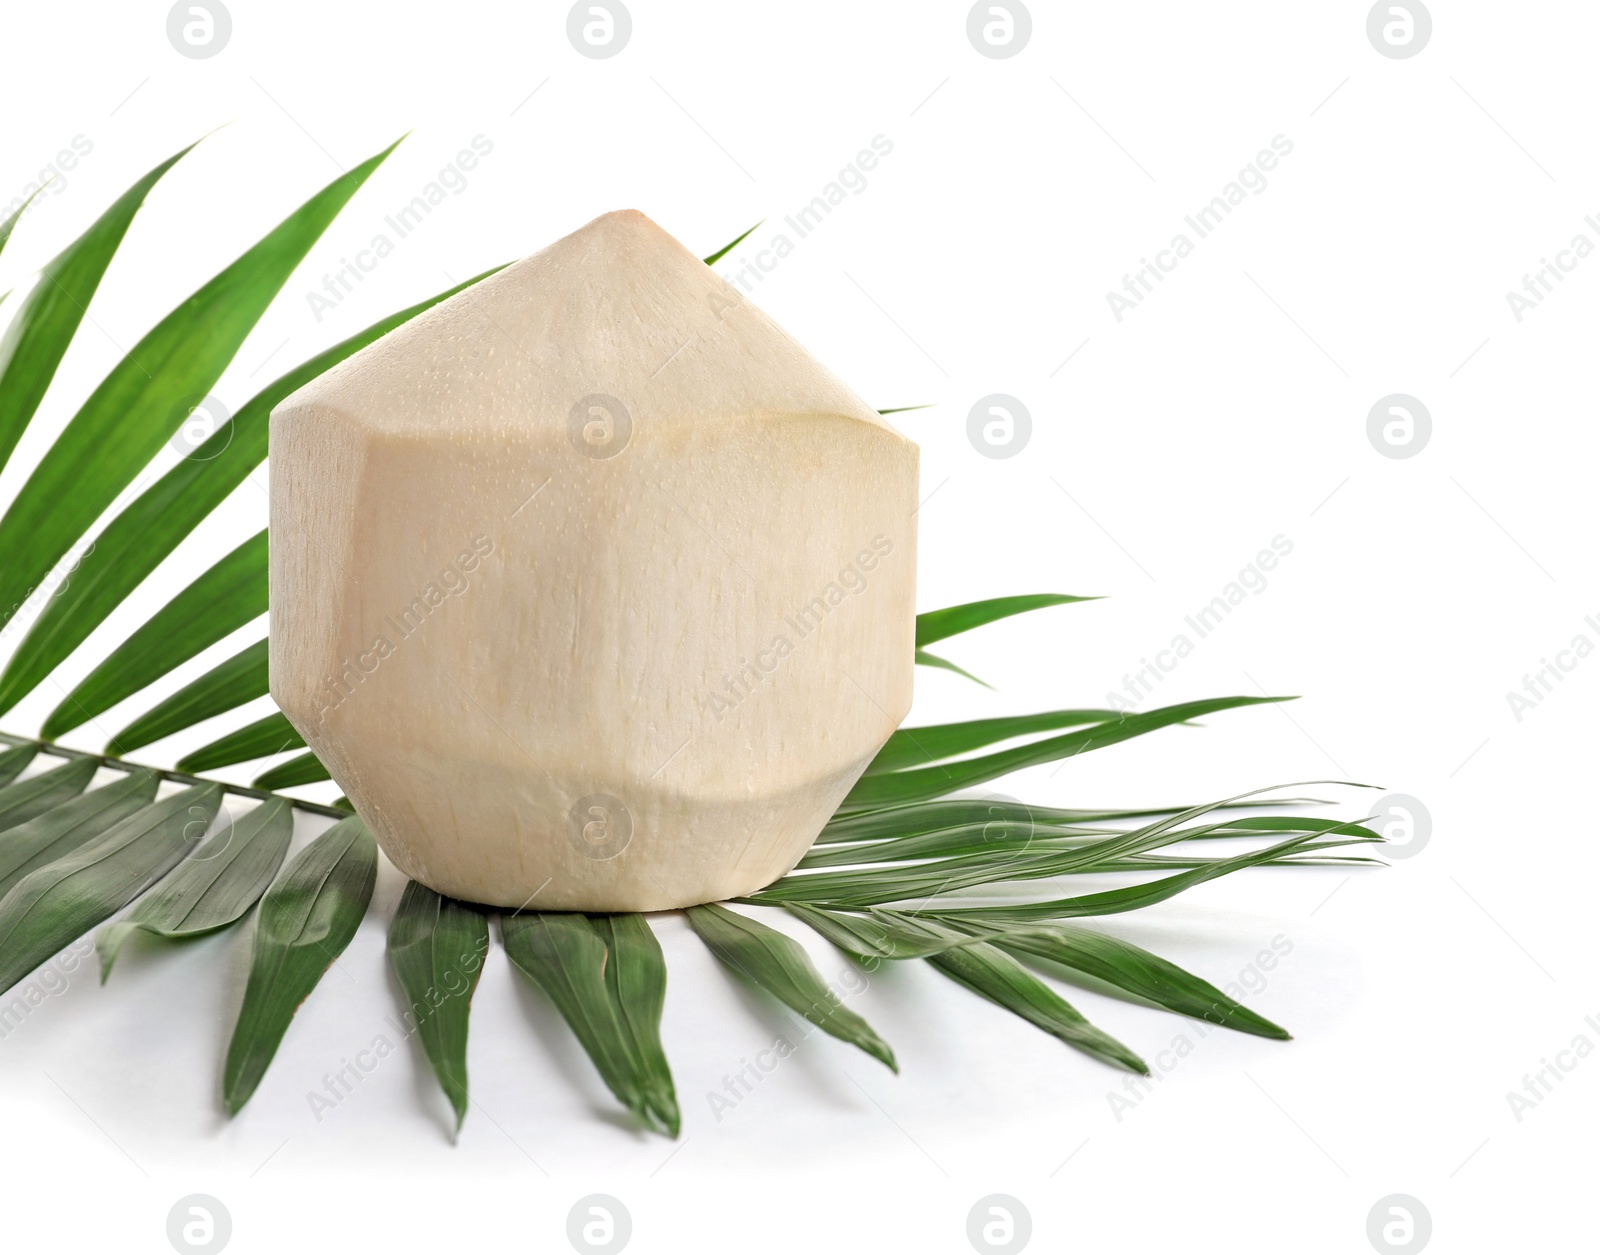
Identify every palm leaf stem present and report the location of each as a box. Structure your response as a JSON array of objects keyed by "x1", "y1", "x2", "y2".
[{"x1": 0, "y1": 731, "x2": 346, "y2": 819}]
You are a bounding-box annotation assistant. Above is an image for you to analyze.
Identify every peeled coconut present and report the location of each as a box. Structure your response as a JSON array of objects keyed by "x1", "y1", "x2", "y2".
[{"x1": 268, "y1": 210, "x2": 919, "y2": 911}]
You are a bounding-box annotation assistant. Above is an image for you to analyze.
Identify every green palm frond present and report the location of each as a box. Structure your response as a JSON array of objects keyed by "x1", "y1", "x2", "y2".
[{"x1": 0, "y1": 142, "x2": 1384, "y2": 1142}]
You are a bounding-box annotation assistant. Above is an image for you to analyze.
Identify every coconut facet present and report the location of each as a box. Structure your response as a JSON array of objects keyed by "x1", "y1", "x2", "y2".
[{"x1": 268, "y1": 210, "x2": 918, "y2": 910}]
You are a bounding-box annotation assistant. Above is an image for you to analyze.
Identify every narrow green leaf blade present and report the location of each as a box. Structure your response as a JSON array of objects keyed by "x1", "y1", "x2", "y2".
[
  {"x1": 915, "y1": 594, "x2": 1097, "y2": 648},
  {"x1": 926, "y1": 936, "x2": 1149, "y2": 1073},
  {"x1": 840, "y1": 696, "x2": 1292, "y2": 811},
  {"x1": 0, "y1": 757, "x2": 98, "y2": 832},
  {"x1": 784, "y1": 903, "x2": 998, "y2": 959},
  {"x1": 502, "y1": 910, "x2": 676, "y2": 1135},
  {"x1": 0, "y1": 741, "x2": 39, "y2": 787},
  {"x1": 106, "y1": 639, "x2": 268, "y2": 754},
  {"x1": 593, "y1": 913, "x2": 679, "y2": 1136},
  {"x1": 936, "y1": 829, "x2": 1381, "y2": 925},
  {"x1": 867, "y1": 708, "x2": 1126, "y2": 775},
  {"x1": 0, "y1": 267, "x2": 506, "y2": 717},
  {"x1": 702, "y1": 222, "x2": 761, "y2": 265},
  {"x1": 0, "y1": 183, "x2": 48, "y2": 264},
  {"x1": 222, "y1": 814, "x2": 378, "y2": 1115},
  {"x1": 0, "y1": 138, "x2": 399, "y2": 643},
  {"x1": 387, "y1": 882, "x2": 490, "y2": 1134},
  {"x1": 43, "y1": 531, "x2": 267, "y2": 738},
  {"x1": 252, "y1": 751, "x2": 329, "y2": 790},
  {"x1": 978, "y1": 921, "x2": 1291, "y2": 1040},
  {"x1": 97, "y1": 796, "x2": 293, "y2": 981},
  {"x1": 0, "y1": 782, "x2": 222, "y2": 996},
  {"x1": 913, "y1": 648, "x2": 991, "y2": 688},
  {"x1": 818, "y1": 797, "x2": 1204, "y2": 844},
  {"x1": 0, "y1": 144, "x2": 194, "y2": 482},
  {"x1": 795, "y1": 820, "x2": 1084, "y2": 869},
  {"x1": 0, "y1": 770, "x2": 160, "y2": 900},
  {"x1": 176, "y1": 711, "x2": 303, "y2": 773},
  {"x1": 685, "y1": 903, "x2": 895, "y2": 1071}
]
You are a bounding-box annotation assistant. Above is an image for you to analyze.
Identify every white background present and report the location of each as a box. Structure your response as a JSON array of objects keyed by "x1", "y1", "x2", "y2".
[{"x1": 0, "y1": 2, "x2": 1594, "y2": 1252}]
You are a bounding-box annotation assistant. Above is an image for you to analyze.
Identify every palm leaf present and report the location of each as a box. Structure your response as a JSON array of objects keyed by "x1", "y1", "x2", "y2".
[
  {"x1": 0, "y1": 144, "x2": 196, "y2": 483},
  {"x1": 176, "y1": 711, "x2": 303, "y2": 773},
  {"x1": 915, "y1": 593, "x2": 1097, "y2": 647},
  {"x1": 0, "y1": 134, "x2": 1384, "y2": 1137},
  {"x1": 0, "y1": 782, "x2": 221, "y2": 996},
  {"x1": 222, "y1": 814, "x2": 377, "y2": 1114},
  {"x1": 960, "y1": 918, "x2": 1291, "y2": 1040},
  {"x1": 0, "y1": 770, "x2": 159, "y2": 900},
  {"x1": 0, "y1": 268, "x2": 505, "y2": 719},
  {"x1": 935, "y1": 828, "x2": 1381, "y2": 925},
  {"x1": 252, "y1": 752, "x2": 329, "y2": 790},
  {"x1": 0, "y1": 740, "x2": 38, "y2": 786},
  {"x1": 0, "y1": 139, "x2": 402, "y2": 649},
  {"x1": 840, "y1": 696, "x2": 1291, "y2": 811},
  {"x1": 685, "y1": 903, "x2": 896, "y2": 1071},
  {"x1": 867, "y1": 707, "x2": 1127, "y2": 775},
  {"x1": 501, "y1": 910, "x2": 678, "y2": 1135},
  {"x1": 106, "y1": 639, "x2": 268, "y2": 754},
  {"x1": 96, "y1": 796, "x2": 292, "y2": 981},
  {"x1": 783, "y1": 902, "x2": 1000, "y2": 959},
  {"x1": 926, "y1": 935, "x2": 1149, "y2": 1073},
  {"x1": 913, "y1": 648, "x2": 992, "y2": 687},
  {"x1": 701, "y1": 223, "x2": 761, "y2": 266},
  {"x1": 43, "y1": 531, "x2": 266, "y2": 738},
  {"x1": 387, "y1": 882, "x2": 490, "y2": 1135},
  {"x1": 0, "y1": 756, "x2": 98, "y2": 831},
  {"x1": 0, "y1": 183, "x2": 47, "y2": 263},
  {"x1": 592, "y1": 913, "x2": 678, "y2": 1135}
]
